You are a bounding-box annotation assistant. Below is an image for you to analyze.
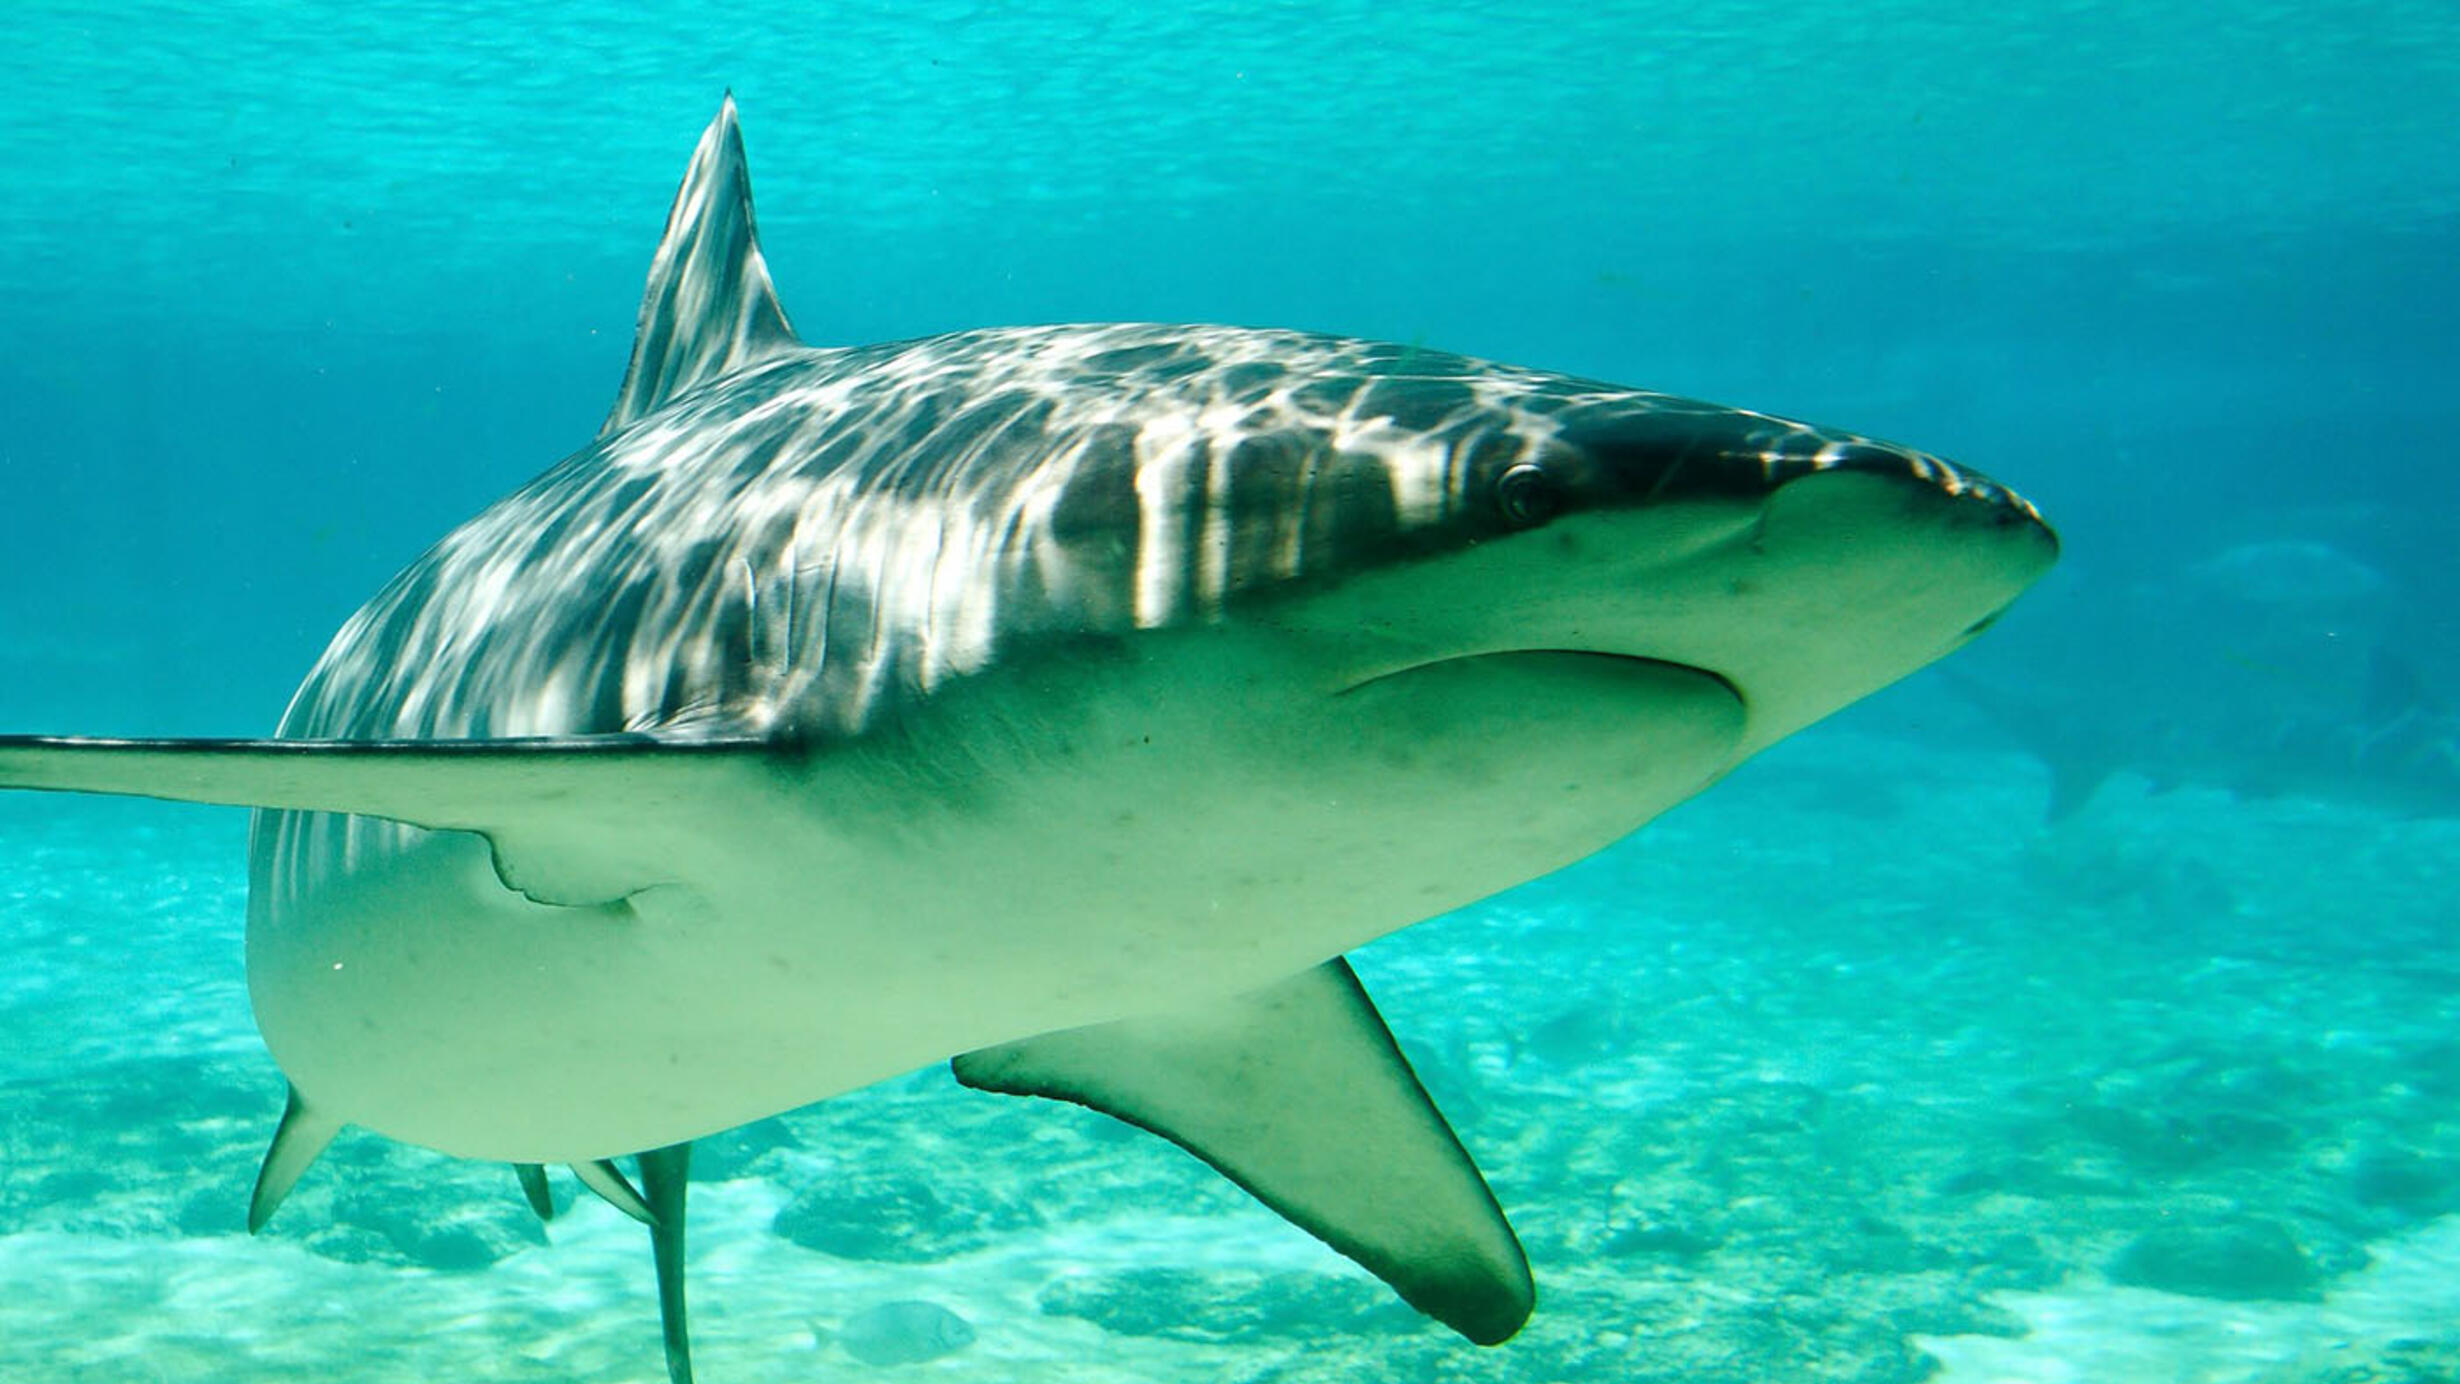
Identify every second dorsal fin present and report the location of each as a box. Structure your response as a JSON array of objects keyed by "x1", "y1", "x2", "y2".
[{"x1": 601, "y1": 94, "x2": 800, "y2": 439}]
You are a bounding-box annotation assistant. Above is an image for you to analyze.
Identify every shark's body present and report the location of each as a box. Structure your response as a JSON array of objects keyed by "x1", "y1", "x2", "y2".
[{"x1": 0, "y1": 102, "x2": 2055, "y2": 1379}]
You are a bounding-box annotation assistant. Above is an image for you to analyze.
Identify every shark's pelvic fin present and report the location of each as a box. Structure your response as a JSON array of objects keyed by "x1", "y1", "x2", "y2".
[
  {"x1": 601, "y1": 94, "x2": 801, "y2": 439},
  {"x1": 637, "y1": 1143, "x2": 696, "y2": 1384},
  {"x1": 575, "y1": 1158, "x2": 658, "y2": 1226},
  {"x1": 514, "y1": 1163, "x2": 557, "y2": 1221},
  {"x1": 248, "y1": 1085, "x2": 341, "y2": 1233},
  {"x1": 953, "y1": 958, "x2": 1534, "y2": 1345},
  {"x1": 0, "y1": 732, "x2": 772, "y2": 907}
]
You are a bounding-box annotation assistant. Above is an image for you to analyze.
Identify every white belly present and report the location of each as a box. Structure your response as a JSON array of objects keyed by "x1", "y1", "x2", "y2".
[{"x1": 245, "y1": 647, "x2": 1746, "y2": 1161}]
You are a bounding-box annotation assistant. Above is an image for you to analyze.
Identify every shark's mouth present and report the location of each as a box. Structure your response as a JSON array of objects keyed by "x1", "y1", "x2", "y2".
[
  {"x1": 1340, "y1": 649, "x2": 1743, "y2": 709},
  {"x1": 1330, "y1": 649, "x2": 1751, "y2": 792},
  {"x1": 1318, "y1": 647, "x2": 1753, "y2": 868}
]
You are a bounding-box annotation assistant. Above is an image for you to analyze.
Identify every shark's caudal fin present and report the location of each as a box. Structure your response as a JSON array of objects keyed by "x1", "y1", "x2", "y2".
[
  {"x1": 637, "y1": 1144, "x2": 696, "y2": 1384},
  {"x1": 955, "y1": 958, "x2": 1535, "y2": 1345},
  {"x1": 1936, "y1": 667, "x2": 2121, "y2": 822},
  {"x1": 530, "y1": 1150, "x2": 695, "y2": 1384},
  {"x1": 601, "y1": 93, "x2": 801, "y2": 439}
]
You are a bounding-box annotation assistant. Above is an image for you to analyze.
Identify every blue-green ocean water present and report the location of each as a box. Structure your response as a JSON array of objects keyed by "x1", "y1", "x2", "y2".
[{"x1": 2, "y1": 2, "x2": 2457, "y2": 1380}]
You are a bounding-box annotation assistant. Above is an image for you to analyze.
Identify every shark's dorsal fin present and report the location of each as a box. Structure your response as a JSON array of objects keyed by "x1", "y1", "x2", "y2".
[
  {"x1": 601, "y1": 94, "x2": 800, "y2": 439},
  {"x1": 954, "y1": 958, "x2": 1534, "y2": 1345}
]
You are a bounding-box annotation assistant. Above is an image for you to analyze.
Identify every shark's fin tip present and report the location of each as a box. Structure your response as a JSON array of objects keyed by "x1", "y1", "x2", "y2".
[
  {"x1": 955, "y1": 957, "x2": 1532, "y2": 1344},
  {"x1": 574, "y1": 1157, "x2": 658, "y2": 1226},
  {"x1": 514, "y1": 1162, "x2": 557, "y2": 1221},
  {"x1": 248, "y1": 1085, "x2": 342, "y2": 1233},
  {"x1": 600, "y1": 97, "x2": 799, "y2": 439}
]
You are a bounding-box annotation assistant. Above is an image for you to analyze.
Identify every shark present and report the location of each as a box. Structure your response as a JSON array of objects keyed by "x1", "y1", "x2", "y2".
[
  {"x1": 0, "y1": 99, "x2": 2057, "y2": 1380},
  {"x1": 1946, "y1": 537, "x2": 2458, "y2": 823}
]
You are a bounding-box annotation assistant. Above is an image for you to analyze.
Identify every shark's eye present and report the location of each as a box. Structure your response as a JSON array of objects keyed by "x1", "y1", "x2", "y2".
[{"x1": 1495, "y1": 463, "x2": 1560, "y2": 527}]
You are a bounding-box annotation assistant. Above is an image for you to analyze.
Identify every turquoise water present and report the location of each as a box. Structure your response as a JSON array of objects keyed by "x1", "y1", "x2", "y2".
[{"x1": 3, "y1": 1, "x2": 2458, "y2": 1380}]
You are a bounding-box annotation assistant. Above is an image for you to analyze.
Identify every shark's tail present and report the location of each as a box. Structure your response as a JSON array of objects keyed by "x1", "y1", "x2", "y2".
[{"x1": 1936, "y1": 665, "x2": 2121, "y2": 822}]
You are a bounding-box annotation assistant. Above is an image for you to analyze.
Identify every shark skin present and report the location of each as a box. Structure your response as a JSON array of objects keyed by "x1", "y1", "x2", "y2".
[{"x1": 0, "y1": 98, "x2": 2057, "y2": 1379}]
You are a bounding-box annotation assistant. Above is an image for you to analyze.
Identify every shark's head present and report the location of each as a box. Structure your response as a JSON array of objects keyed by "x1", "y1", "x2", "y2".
[
  {"x1": 1393, "y1": 395, "x2": 2050, "y2": 756},
  {"x1": 1056, "y1": 344, "x2": 2060, "y2": 768},
  {"x1": 824, "y1": 333, "x2": 2063, "y2": 983}
]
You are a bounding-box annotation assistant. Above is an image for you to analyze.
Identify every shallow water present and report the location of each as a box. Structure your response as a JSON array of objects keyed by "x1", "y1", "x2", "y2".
[{"x1": 2, "y1": 733, "x2": 2454, "y2": 1381}]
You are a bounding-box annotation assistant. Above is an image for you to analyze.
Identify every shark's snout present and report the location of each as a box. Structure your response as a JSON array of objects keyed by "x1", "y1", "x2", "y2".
[
  {"x1": 1392, "y1": 404, "x2": 2063, "y2": 765},
  {"x1": 1551, "y1": 405, "x2": 2052, "y2": 540}
]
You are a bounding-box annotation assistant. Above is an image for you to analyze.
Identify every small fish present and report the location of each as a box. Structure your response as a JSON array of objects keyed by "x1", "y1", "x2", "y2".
[
  {"x1": 2186, "y1": 538, "x2": 2387, "y2": 608},
  {"x1": 834, "y1": 1300, "x2": 978, "y2": 1366}
]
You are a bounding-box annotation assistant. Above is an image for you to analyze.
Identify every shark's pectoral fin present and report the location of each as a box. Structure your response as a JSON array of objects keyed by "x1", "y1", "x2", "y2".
[
  {"x1": 953, "y1": 958, "x2": 1533, "y2": 1345},
  {"x1": 571, "y1": 1146, "x2": 698, "y2": 1383},
  {"x1": 0, "y1": 732, "x2": 783, "y2": 905}
]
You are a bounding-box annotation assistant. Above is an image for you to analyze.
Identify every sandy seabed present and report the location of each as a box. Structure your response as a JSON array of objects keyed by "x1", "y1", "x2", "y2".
[{"x1": 1, "y1": 732, "x2": 2454, "y2": 1383}]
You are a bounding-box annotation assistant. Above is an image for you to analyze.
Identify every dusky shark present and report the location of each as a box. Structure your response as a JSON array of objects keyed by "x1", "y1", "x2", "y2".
[
  {"x1": 0, "y1": 99, "x2": 2056, "y2": 1380},
  {"x1": 1947, "y1": 538, "x2": 2459, "y2": 823}
]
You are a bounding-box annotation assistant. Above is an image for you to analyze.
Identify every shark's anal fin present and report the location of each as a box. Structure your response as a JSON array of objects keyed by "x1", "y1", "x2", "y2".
[
  {"x1": 954, "y1": 958, "x2": 1534, "y2": 1345},
  {"x1": 249, "y1": 1084, "x2": 341, "y2": 1232},
  {"x1": 0, "y1": 732, "x2": 777, "y2": 907},
  {"x1": 637, "y1": 1143, "x2": 696, "y2": 1384},
  {"x1": 601, "y1": 93, "x2": 800, "y2": 439}
]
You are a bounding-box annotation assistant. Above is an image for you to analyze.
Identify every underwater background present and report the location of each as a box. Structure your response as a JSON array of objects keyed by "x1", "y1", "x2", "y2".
[{"x1": 2, "y1": 1, "x2": 2456, "y2": 1380}]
